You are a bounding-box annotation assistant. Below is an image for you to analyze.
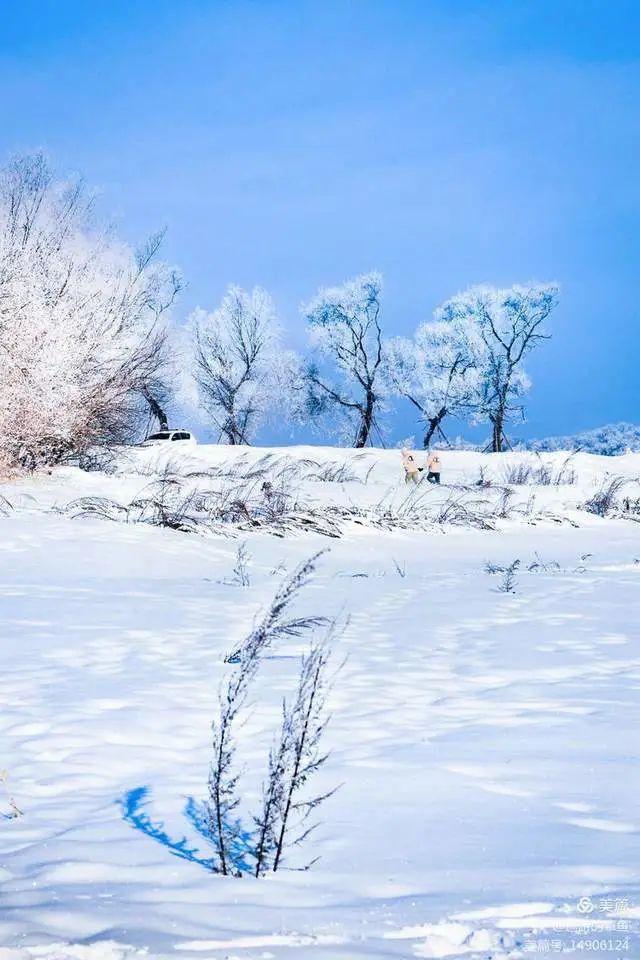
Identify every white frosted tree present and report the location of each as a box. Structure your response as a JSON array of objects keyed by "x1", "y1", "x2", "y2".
[
  {"x1": 436, "y1": 284, "x2": 559, "y2": 452},
  {"x1": 0, "y1": 153, "x2": 180, "y2": 469},
  {"x1": 302, "y1": 272, "x2": 386, "y2": 448},
  {"x1": 190, "y1": 285, "x2": 299, "y2": 445},
  {"x1": 384, "y1": 316, "x2": 483, "y2": 448}
]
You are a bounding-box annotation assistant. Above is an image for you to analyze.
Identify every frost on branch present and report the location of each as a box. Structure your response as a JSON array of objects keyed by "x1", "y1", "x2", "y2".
[
  {"x1": 207, "y1": 551, "x2": 332, "y2": 876},
  {"x1": 436, "y1": 283, "x2": 559, "y2": 452},
  {"x1": 384, "y1": 316, "x2": 483, "y2": 448},
  {"x1": 0, "y1": 153, "x2": 180, "y2": 468},
  {"x1": 253, "y1": 636, "x2": 336, "y2": 875},
  {"x1": 302, "y1": 272, "x2": 388, "y2": 448},
  {"x1": 189, "y1": 285, "x2": 302, "y2": 445}
]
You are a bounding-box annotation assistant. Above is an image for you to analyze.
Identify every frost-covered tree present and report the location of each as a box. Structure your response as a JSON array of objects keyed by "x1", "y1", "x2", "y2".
[
  {"x1": 132, "y1": 230, "x2": 182, "y2": 433},
  {"x1": 191, "y1": 286, "x2": 299, "y2": 445},
  {"x1": 437, "y1": 284, "x2": 559, "y2": 452},
  {"x1": 0, "y1": 153, "x2": 180, "y2": 469},
  {"x1": 302, "y1": 272, "x2": 386, "y2": 448},
  {"x1": 384, "y1": 316, "x2": 483, "y2": 448}
]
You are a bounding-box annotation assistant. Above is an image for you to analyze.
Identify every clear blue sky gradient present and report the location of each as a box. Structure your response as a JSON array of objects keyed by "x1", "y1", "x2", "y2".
[{"x1": 1, "y1": 0, "x2": 639, "y2": 441}]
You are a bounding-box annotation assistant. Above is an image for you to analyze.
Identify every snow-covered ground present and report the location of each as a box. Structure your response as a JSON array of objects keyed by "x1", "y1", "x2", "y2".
[{"x1": 1, "y1": 446, "x2": 640, "y2": 959}]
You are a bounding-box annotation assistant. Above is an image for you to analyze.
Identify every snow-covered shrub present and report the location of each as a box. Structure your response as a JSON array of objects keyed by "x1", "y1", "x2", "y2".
[
  {"x1": 581, "y1": 477, "x2": 627, "y2": 517},
  {"x1": 254, "y1": 637, "x2": 335, "y2": 875},
  {"x1": 59, "y1": 451, "x2": 589, "y2": 539},
  {"x1": 502, "y1": 456, "x2": 576, "y2": 486},
  {"x1": 473, "y1": 465, "x2": 492, "y2": 488},
  {"x1": 207, "y1": 553, "x2": 334, "y2": 876},
  {"x1": 58, "y1": 459, "x2": 517, "y2": 537},
  {"x1": 496, "y1": 488, "x2": 514, "y2": 518},
  {"x1": 503, "y1": 461, "x2": 533, "y2": 485},
  {"x1": 0, "y1": 153, "x2": 180, "y2": 469},
  {"x1": 527, "y1": 553, "x2": 561, "y2": 572},
  {"x1": 485, "y1": 558, "x2": 520, "y2": 592},
  {"x1": 623, "y1": 496, "x2": 640, "y2": 519},
  {"x1": 550, "y1": 458, "x2": 578, "y2": 485},
  {"x1": 231, "y1": 542, "x2": 251, "y2": 587},
  {"x1": 498, "y1": 559, "x2": 520, "y2": 593},
  {"x1": 309, "y1": 460, "x2": 360, "y2": 483},
  {"x1": 429, "y1": 489, "x2": 499, "y2": 529},
  {"x1": 75, "y1": 448, "x2": 119, "y2": 474},
  {"x1": 61, "y1": 469, "x2": 206, "y2": 533}
]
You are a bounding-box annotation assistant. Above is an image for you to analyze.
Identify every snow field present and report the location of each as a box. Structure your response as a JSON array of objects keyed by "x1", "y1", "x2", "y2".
[{"x1": 1, "y1": 446, "x2": 639, "y2": 958}]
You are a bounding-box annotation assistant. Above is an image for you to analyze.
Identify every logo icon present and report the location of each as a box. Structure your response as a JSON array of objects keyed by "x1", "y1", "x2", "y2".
[{"x1": 577, "y1": 896, "x2": 595, "y2": 914}]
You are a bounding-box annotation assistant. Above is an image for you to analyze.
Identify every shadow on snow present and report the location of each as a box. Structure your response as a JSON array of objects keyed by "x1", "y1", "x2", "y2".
[{"x1": 119, "y1": 786, "x2": 253, "y2": 873}]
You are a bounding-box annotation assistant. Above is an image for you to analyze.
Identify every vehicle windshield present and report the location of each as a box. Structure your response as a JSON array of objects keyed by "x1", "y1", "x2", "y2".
[{"x1": 146, "y1": 432, "x2": 171, "y2": 440}]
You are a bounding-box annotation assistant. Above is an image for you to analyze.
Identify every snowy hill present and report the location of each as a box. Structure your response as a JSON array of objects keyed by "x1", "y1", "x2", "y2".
[
  {"x1": 1, "y1": 445, "x2": 639, "y2": 959},
  {"x1": 530, "y1": 422, "x2": 640, "y2": 455}
]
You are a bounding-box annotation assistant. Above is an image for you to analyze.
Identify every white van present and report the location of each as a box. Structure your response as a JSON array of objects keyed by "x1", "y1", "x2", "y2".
[{"x1": 141, "y1": 429, "x2": 197, "y2": 447}]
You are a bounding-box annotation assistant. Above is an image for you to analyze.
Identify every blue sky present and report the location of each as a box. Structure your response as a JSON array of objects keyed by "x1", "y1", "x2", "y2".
[{"x1": 1, "y1": 0, "x2": 639, "y2": 442}]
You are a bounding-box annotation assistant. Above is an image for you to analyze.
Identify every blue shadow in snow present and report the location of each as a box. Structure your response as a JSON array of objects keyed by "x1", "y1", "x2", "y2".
[
  {"x1": 184, "y1": 794, "x2": 254, "y2": 873},
  {"x1": 120, "y1": 787, "x2": 254, "y2": 874},
  {"x1": 120, "y1": 786, "x2": 216, "y2": 870}
]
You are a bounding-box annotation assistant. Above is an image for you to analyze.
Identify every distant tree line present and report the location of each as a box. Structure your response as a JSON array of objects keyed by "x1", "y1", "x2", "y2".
[
  {"x1": 529, "y1": 423, "x2": 640, "y2": 456},
  {"x1": 189, "y1": 272, "x2": 558, "y2": 453},
  {"x1": 0, "y1": 154, "x2": 559, "y2": 470}
]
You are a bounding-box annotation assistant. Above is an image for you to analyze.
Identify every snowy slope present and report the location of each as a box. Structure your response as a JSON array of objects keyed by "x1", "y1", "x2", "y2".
[{"x1": 1, "y1": 446, "x2": 639, "y2": 959}]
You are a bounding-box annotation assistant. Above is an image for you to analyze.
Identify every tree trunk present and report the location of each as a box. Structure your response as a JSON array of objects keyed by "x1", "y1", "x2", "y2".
[
  {"x1": 354, "y1": 390, "x2": 375, "y2": 448},
  {"x1": 142, "y1": 386, "x2": 168, "y2": 431},
  {"x1": 491, "y1": 414, "x2": 504, "y2": 452},
  {"x1": 423, "y1": 407, "x2": 447, "y2": 448}
]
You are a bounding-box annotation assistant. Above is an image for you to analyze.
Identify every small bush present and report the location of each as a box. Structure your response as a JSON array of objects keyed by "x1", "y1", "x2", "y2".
[
  {"x1": 623, "y1": 496, "x2": 640, "y2": 518},
  {"x1": 253, "y1": 638, "x2": 335, "y2": 875},
  {"x1": 498, "y1": 559, "x2": 520, "y2": 593},
  {"x1": 527, "y1": 553, "x2": 561, "y2": 573},
  {"x1": 474, "y1": 465, "x2": 492, "y2": 488},
  {"x1": 552, "y1": 457, "x2": 578, "y2": 485},
  {"x1": 503, "y1": 462, "x2": 533, "y2": 485},
  {"x1": 502, "y1": 456, "x2": 576, "y2": 486},
  {"x1": 207, "y1": 553, "x2": 336, "y2": 877},
  {"x1": 309, "y1": 460, "x2": 359, "y2": 483},
  {"x1": 75, "y1": 447, "x2": 119, "y2": 474},
  {"x1": 582, "y1": 477, "x2": 627, "y2": 517},
  {"x1": 231, "y1": 542, "x2": 251, "y2": 586},
  {"x1": 392, "y1": 558, "x2": 407, "y2": 578},
  {"x1": 485, "y1": 558, "x2": 520, "y2": 592}
]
